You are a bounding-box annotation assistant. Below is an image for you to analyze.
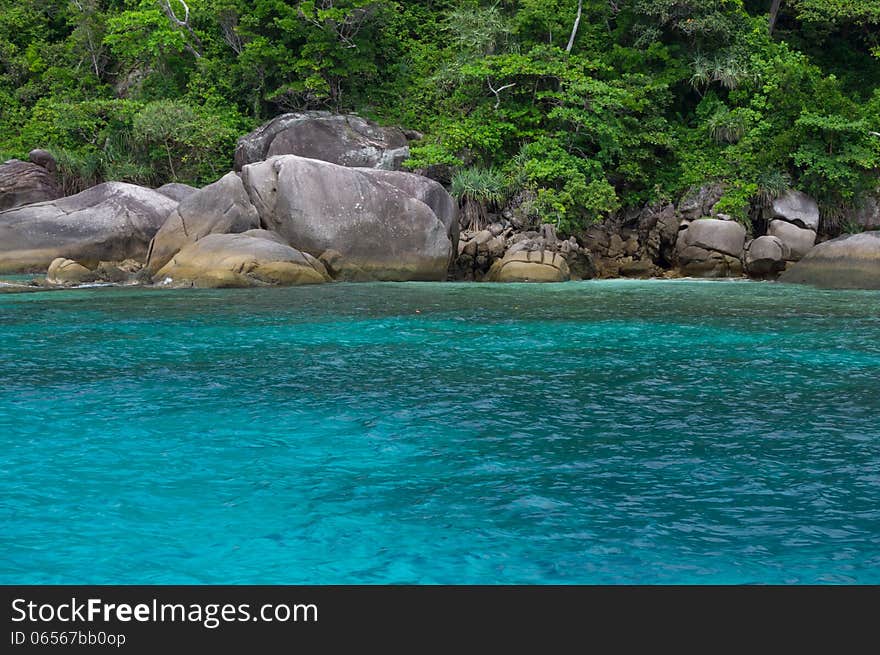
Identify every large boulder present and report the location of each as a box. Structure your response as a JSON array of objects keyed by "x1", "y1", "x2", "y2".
[
  {"x1": 677, "y1": 218, "x2": 746, "y2": 258},
  {"x1": 779, "y1": 231, "x2": 880, "y2": 289},
  {"x1": 487, "y1": 250, "x2": 570, "y2": 282},
  {"x1": 146, "y1": 172, "x2": 260, "y2": 273},
  {"x1": 771, "y1": 190, "x2": 820, "y2": 231},
  {"x1": 359, "y1": 168, "x2": 459, "y2": 256},
  {"x1": 676, "y1": 246, "x2": 744, "y2": 278},
  {"x1": 0, "y1": 158, "x2": 61, "y2": 210},
  {"x1": 234, "y1": 112, "x2": 410, "y2": 171},
  {"x1": 155, "y1": 182, "x2": 198, "y2": 202},
  {"x1": 240, "y1": 155, "x2": 451, "y2": 281},
  {"x1": 154, "y1": 230, "x2": 330, "y2": 288},
  {"x1": 745, "y1": 235, "x2": 789, "y2": 278},
  {"x1": 0, "y1": 182, "x2": 177, "y2": 273},
  {"x1": 767, "y1": 219, "x2": 816, "y2": 261}
]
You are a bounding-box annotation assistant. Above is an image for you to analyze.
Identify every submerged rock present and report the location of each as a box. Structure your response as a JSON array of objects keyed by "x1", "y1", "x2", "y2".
[
  {"x1": 0, "y1": 182, "x2": 176, "y2": 273},
  {"x1": 234, "y1": 112, "x2": 410, "y2": 171},
  {"x1": 154, "y1": 231, "x2": 330, "y2": 288},
  {"x1": 779, "y1": 231, "x2": 880, "y2": 289}
]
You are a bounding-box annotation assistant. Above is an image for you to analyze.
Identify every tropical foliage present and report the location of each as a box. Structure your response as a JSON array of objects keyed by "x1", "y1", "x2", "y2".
[{"x1": 1, "y1": 1, "x2": 878, "y2": 231}]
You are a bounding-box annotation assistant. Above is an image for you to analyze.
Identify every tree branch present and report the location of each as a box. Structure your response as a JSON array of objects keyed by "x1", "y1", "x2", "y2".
[
  {"x1": 160, "y1": 0, "x2": 203, "y2": 58},
  {"x1": 487, "y1": 79, "x2": 516, "y2": 110}
]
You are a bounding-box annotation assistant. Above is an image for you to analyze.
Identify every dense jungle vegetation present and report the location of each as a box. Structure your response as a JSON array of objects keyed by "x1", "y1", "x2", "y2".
[{"x1": 2, "y1": 1, "x2": 879, "y2": 231}]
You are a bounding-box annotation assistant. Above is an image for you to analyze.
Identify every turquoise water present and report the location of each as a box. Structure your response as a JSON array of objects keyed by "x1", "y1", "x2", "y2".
[{"x1": 1, "y1": 279, "x2": 879, "y2": 584}]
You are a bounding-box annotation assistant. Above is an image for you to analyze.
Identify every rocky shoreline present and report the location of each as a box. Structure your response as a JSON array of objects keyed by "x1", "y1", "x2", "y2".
[{"x1": 1, "y1": 112, "x2": 878, "y2": 291}]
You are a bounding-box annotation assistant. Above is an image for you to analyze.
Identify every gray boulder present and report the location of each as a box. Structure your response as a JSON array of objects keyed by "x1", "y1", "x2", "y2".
[
  {"x1": 768, "y1": 219, "x2": 816, "y2": 261},
  {"x1": 771, "y1": 190, "x2": 820, "y2": 231},
  {"x1": 0, "y1": 182, "x2": 176, "y2": 273},
  {"x1": 28, "y1": 149, "x2": 57, "y2": 173},
  {"x1": 677, "y1": 218, "x2": 746, "y2": 258},
  {"x1": 850, "y1": 195, "x2": 880, "y2": 230},
  {"x1": 147, "y1": 172, "x2": 260, "y2": 273},
  {"x1": 780, "y1": 231, "x2": 880, "y2": 289},
  {"x1": 156, "y1": 182, "x2": 199, "y2": 202},
  {"x1": 0, "y1": 158, "x2": 61, "y2": 211},
  {"x1": 360, "y1": 169, "x2": 459, "y2": 256},
  {"x1": 234, "y1": 112, "x2": 410, "y2": 171},
  {"x1": 241, "y1": 155, "x2": 450, "y2": 281},
  {"x1": 676, "y1": 246, "x2": 744, "y2": 278},
  {"x1": 745, "y1": 235, "x2": 789, "y2": 278},
  {"x1": 154, "y1": 230, "x2": 330, "y2": 288}
]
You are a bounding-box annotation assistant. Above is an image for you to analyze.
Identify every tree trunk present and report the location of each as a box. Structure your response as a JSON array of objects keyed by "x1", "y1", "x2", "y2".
[
  {"x1": 769, "y1": 0, "x2": 783, "y2": 35},
  {"x1": 566, "y1": 0, "x2": 583, "y2": 54}
]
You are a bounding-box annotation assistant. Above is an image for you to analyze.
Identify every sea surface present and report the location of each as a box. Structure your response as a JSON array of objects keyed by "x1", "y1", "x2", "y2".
[{"x1": 1, "y1": 279, "x2": 879, "y2": 584}]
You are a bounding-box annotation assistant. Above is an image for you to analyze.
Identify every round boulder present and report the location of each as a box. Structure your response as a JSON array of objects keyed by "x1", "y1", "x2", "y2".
[
  {"x1": 154, "y1": 231, "x2": 330, "y2": 288},
  {"x1": 745, "y1": 235, "x2": 789, "y2": 278},
  {"x1": 674, "y1": 218, "x2": 746, "y2": 277},
  {"x1": 487, "y1": 250, "x2": 570, "y2": 282},
  {"x1": 46, "y1": 258, "x2": 94, "y2": 285},
  {"x1": 771, "y1": 190, "x2": 820, "y2": 231},
  {"x1": 28, "y1": 149, "x2": 57, "y2": 173},
  {"x1": 677, "y1": 218, "x2": 746, "y2": 258},
  {"x1": 768, "y1": 219, "x2": 816, "y2": 261},
  {"x1": 155, "y1": 182, "x2": 199, "y2": 202},
  {"x1": 359, "y1": 168, "x2": 459, "y2": 257}
]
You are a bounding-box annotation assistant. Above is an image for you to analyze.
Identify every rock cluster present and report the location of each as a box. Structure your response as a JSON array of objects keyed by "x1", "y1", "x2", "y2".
[
  {"x1": 0, "y1": 182, "x2": 177, "y2": 273},
  {"x1": 236, "y1": 156, "x2": 451, "y2": 282},
  {"x1": 453, "y1": 222, "x2": 595, "y2": 282},
  {"x1": 44, "y1": 257, "x2": 145, "y2": 286},
  {"x1": 767, "y1": 190, "x2": 819, "y2": 260},
  {"x1": 7, "y1": 112, "x2": 879, "y2": 290}
]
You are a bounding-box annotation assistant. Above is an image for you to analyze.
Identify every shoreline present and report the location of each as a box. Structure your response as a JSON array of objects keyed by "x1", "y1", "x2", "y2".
[{"x1": 0, "y1": 274, "x2": 856, "y2": 296}]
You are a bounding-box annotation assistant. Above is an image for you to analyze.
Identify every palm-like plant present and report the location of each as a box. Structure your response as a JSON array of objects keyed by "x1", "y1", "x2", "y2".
[{"x1": 451, "y1": 167, "x2": 508, "y2": 231}]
